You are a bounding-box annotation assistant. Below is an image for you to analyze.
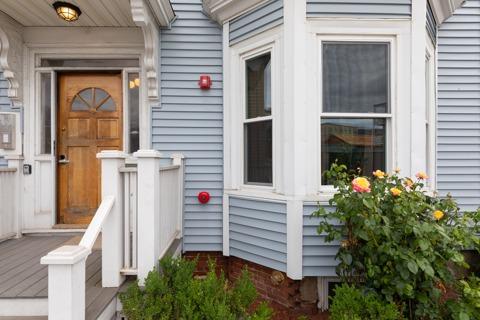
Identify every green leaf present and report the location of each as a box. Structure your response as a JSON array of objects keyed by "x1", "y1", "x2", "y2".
[
  {"x1": 424, "y1": 265, "x2": 435, "y2": 277},
  {"x1": 459, "y1": 312, "x2": 470, "y2": 320},
  {"x1": 418, "y1": 239, "x2": 429, "y2": 251},
  {"x1": 407, "y1": 261, "x2": 418, "y2": 274}
]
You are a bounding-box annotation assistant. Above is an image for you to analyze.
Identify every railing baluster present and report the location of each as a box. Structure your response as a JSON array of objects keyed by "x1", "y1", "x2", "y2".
[
  {"x1": 124, "y1": 172, "x2": 131, "y2": 269},
  {"x1": 132, "y1": 171, "x2": 138, "y2": 269}
]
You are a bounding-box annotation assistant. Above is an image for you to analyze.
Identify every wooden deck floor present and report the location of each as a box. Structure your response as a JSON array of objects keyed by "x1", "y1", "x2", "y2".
[{"x1": 0, "y1": 235, "x2": 119, "y2": 319}]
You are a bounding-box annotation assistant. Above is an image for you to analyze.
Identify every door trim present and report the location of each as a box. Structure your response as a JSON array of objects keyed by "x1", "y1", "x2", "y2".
[{"x1": 27, "y1": 46, "x2": 147, "y2": 228}]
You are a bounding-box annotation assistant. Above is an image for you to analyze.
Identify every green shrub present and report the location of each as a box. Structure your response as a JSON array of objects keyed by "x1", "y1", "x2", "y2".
[
  {"x1": 120, "y1": 256, "x2": 273, "y2": 320},
  {"x1": 445, "y1": 275, "x2": 480, "y2": 320},
  {"x1": 329, "y1": 284, "x2": 400, "y2": 320},
  {"x1": 315, "y1": 163, "x2": 480, "y2": 319}
]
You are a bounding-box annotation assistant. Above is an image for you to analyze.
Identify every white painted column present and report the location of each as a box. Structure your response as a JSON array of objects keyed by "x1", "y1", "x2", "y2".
[
  {"x1": 171, "y1": 153, "x2": 185, "y2": 238},
  {"x1": 283, "y1": 0, "x2": 307, "y2": 280},
  {"x1": 410, "y1": 0, "x2": 428, "y2": 176},
  {"x1": 41, "y1": 245, "x2": 90, "y2": 320},
  {"x1": 5, "y1": 155, "x2": 23, "y2": 238},
  {"x1": 134, "y1": 149, "x2": 162, "y2": 284},
  {"x1": 97, "y1": 150, "x2": 127, "y2": 287}
]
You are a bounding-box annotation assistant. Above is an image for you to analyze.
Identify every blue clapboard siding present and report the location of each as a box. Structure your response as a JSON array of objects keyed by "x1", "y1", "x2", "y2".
[
  {"x1": 306, "y1": 0, "x2": 411, "y2": 18},
  {"x1": 229, "y1": 0, "x2": 283, "y2": 45},
  {"x1": 229, "y1": 197, "x2": 287, "y2": 272},
  {"x1": 0, "y1": 71, "x2": 11, "y2": 167},
  {"x1": 437, "y1": 0, "x2": 480, "y2": 211},
  {"x1": 155, "y1": 0, "x2": 223, "y2": 251},
  {"x1": 303, "y1": 203, "x2": 339, "y2": 277},
  {"x1": 426, "y1": 1, "x2": 437, "y2": 43}
]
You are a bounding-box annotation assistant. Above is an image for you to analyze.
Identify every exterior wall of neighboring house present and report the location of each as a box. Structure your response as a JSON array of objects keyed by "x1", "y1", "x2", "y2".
[
  {"x1": 156, "y1": 0, "x2": 224, "y2": 251},
  {"x1": 437, "y1": 0, "x2": 480, "y2": 212},
  {"x1": 306, "y1": 0, "x2": 412, "y2": 18},
  {"x1": 0, "y1": 70, "x2": 12, "y2": 167}
]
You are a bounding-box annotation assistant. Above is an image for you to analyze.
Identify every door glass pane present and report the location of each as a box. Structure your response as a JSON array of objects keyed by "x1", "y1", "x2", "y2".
[
  {"x1": 321, "y1": 118, "x2": 386, "y2": 183},
  {"x1": 245, "y1": 120, "x2": 272, "y2": 185},
  {"x1": 128, "y1": 73, "x2": 140, "y2": 153},
  {"x1": 246, "y1": 53, "x2": 271, "y2": 119},
  {"x1": 40, "y1": 58, "x2": 139, "y2": 68},
  {"x1": 40, "y1": 73, "x2": 51, "y2": 154},
  {"x1": 323, "y1": 42, "x2": 389, "y2": 113}
]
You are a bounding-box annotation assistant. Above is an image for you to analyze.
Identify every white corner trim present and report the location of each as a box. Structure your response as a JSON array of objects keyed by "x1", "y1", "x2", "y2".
[
  {"x1": 202, "y1": 0, "x2": 269, "y2": 23},
  {"x1": 0, "y1": 11, "x2": 24, "y2": 108},
  {"x1": 222, "y1": 193, "x2": 230, "y2": 256},
  {"x1": 286, "y1": 199, "x2": 303, "y2": 280},
  {"x1": 131, "y1": 0, "x2": 162, "y2": 103},
  {"x1": 429, "y1": 0, "x2": 465, "y2": 24}
]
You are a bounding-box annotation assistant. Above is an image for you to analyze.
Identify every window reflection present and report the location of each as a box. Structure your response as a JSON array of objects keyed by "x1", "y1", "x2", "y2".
[{"x1": 321, "y1": 118, "x2": 386, "y2": 183}]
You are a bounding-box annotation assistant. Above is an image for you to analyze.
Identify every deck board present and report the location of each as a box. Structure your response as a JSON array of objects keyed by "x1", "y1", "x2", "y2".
[{"x1": 0, "y1": 235, "x2": 121, "y2": 319}]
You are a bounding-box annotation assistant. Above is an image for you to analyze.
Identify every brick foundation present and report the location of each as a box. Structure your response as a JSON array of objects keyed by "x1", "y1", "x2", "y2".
[{"x1": 183, "y1": 252, "x2": 329, "y2": 320}]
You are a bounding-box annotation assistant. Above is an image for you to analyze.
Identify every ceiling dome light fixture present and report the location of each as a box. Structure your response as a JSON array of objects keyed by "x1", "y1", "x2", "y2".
[{"x1": 53, "y1": 1, "x2": 82, "y2": 22}]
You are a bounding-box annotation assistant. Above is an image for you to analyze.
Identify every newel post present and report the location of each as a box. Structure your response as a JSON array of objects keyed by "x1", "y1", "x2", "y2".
[
  {"x1": 134, "y1": 149, "x2": 162, "y2": 284},
  {"x1": 97, "y1": 150, "x2": 127, "y2": 287},
  {"x1": 41, "y1": 246, "x2": 90, "y2": 320}
]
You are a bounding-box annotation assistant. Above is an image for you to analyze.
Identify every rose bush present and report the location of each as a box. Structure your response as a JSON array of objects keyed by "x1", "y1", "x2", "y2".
[{"x1": 315, "y1": 163, "x2": 480, "y2": 319}]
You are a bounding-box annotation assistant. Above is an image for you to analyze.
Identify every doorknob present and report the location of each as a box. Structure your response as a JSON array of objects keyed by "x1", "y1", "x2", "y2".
[{"x1": 58, "y1": 154, "x2": 70, "y2": 164}]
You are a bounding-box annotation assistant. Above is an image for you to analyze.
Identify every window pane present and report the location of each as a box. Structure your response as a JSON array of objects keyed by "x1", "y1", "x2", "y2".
[
  {"x1": 245, "y1": 120, "x2": 272, "y2": 185},
  {"x1": 323, "y1": 42, "x2": 389, "y2": 113},
  {"x1": 246, "y1": 54, "x2": 271, "y2": 119},
  {"x1": 128, "y1": 73, "x2": 140, "y2": 153},
  {"x1": 40, "y1": 73, "x2": 51, "y2": 154},
  {"x1": 321, "y1": 118, "x2": 385, "y2": 183},
  {"x1": 40, "y1": 59, "x2": 139, "y2": 68}
]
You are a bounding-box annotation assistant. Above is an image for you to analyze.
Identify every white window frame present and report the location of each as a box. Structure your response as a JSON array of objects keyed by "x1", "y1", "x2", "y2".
[
  {"x1": 226, "y1": 27, "x2": 283, "y2": 194},
  {"x1": 317, "y1": 35, "x2": 397, "y2": 192},
  {"x1": 242, "y1": 49, "x2": 274, "y2": 187},
  {"x1": 425, "y1": 37, "x2": 437, "y2": 190}
]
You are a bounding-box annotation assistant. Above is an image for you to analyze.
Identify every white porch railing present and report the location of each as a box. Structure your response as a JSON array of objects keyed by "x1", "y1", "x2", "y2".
[
  {"x1": 0, "y1": 156, "x2": 23, "y2": 241},
  {"x1": 41, "y1": 150, "x2": 185, "y2": 319},
  {"x1": 0, "y1": 168, "x2": 18, "y2": 240}
]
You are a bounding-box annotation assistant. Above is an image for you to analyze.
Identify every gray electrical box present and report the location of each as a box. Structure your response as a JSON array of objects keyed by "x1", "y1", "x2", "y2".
[{"x1": 0, "y1": 113, "x2": 16, "y2": 150}]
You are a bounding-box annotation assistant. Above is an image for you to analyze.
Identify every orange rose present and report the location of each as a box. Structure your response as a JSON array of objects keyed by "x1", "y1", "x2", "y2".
[
  {"x1": 373, "y1": 170, "x2": 386, "y2": 179},
  {"x1": 416, "y1": 171, "x2": 428, "y2": 180},
  {"x1": 352, "y1": 177, "x2": 371, "y2": 193}
]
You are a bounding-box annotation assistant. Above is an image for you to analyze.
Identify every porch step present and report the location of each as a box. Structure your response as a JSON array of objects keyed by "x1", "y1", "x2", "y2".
[{"x1": 0, "y1": 236, "x2": 119, "y2": 319}]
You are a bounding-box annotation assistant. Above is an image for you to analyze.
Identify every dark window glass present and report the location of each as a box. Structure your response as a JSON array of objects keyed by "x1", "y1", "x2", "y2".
[
  {"x1": 321, "y1": 118, "x2": 386, "y2": 183},
  {"x1": 245, "y1": 121, "x2": 272, "y2": 185},
  {"x1": 323, "y1": 42, "x2": 389, "y2": 113},
  {"x1": 40, "y1": 73, "x2": 51, "y2": 154},
  {"x1": 246, "y1": 54, "x2": 271, "y2": 119},
  {"x1": 128, "y1": 73, "x2": 140, "y2": 154}
]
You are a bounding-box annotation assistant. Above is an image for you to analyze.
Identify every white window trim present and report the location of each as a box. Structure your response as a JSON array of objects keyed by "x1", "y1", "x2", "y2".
[
  {"x1": 226, "y1": 27, "x2": 283, "y2": 194},
  {"x1": 317, "y1": 35, "x2": 397, "y2": 192},
  {"x1": 303, "y1": 20, "x2": 412, "y2": 198},
  {"x1": 425, "y1": 37, "x2": 437, "y2": 191}
]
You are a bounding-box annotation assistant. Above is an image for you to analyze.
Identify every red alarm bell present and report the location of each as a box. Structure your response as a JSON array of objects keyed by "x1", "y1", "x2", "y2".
[
  {"x1": 198, "y1": 75, "x2": 212, "y2": 90},
  {"x1": 198, "y1": 191, "x2": 210, "y2": 204}
]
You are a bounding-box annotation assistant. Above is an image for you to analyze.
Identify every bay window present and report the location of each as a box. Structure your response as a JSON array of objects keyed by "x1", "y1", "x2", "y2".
[{"x1": 320, "y1": 41, "x2": 391, "y2": 183}]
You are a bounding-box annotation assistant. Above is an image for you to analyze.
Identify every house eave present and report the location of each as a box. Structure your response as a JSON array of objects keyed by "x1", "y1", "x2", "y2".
[
  {"x1": 202, "y1": 0, "x2": 268, "y2": 24},
  {"x1": 147, "y1": 0, "x2": 176, "y2": 27},
  {"x1": 429, "y1": 0, "x2": 465, "y2": 24}
]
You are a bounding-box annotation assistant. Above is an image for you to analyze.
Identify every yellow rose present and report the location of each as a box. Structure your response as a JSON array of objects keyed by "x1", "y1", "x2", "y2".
[
  {"x1": 433, "y1": 210, "x2": 444, "y2": 221},
  {"x1": 416, "y1": 171, "x2": 429, "y2": 180},
  {"x1": 390, "y1": 187, "x2": 402, "y2": 197},
  {"x1": 404, "y1": 178, "x2": 414, "y2": 188},
  {"x1": 373, "y1": 170, "x2": 386, "y2": 179},
  {"x1": 394, "y1": 167, "x2": 401, "y2": 174}
]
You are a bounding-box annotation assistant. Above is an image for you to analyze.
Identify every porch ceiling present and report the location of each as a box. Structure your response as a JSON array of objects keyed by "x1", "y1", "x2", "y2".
[{"x1": 1, "y1": 0, "x2": 137, "y2": 27}]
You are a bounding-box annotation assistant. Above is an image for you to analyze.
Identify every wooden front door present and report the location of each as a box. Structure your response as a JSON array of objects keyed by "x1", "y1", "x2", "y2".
[{"x1": 57, "y1": 73, "x2": 123, "y2": 225}]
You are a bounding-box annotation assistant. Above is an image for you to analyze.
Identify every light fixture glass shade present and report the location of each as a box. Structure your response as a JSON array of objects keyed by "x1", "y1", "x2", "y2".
[{"x1": 53, "y1": 2, "x2": 81, "y2": 22}]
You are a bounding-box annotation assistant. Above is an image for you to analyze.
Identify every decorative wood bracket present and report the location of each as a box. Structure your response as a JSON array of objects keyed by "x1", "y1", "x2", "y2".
[
  {"x1": 131, "y1": 0, "x2": 175, "y2": 104},
  {"x1": 0, "y1": 13, "x2": 23, "y2": 109}
]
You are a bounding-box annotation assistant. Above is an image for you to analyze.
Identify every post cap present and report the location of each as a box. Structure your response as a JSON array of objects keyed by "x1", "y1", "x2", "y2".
[
  {"x1": 41, "y1": 245, "x2": 90, "y2": 265},
  {"x1": 96, "y1": 150, "x2": 128, "y2": 159},
  {"x1": 133, "y1": 149, "x2": 162, "y2": 158}
]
